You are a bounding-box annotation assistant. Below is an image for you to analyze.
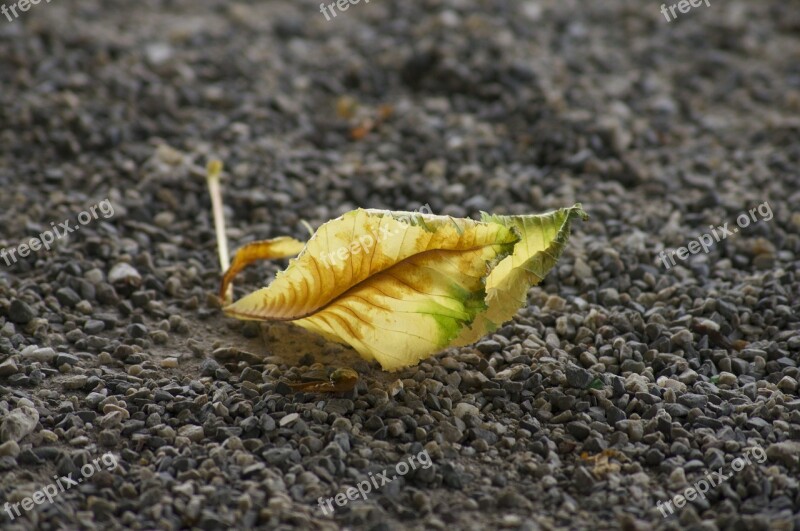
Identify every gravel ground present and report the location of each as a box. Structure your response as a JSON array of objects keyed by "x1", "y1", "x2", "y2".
[{"x1": 1, "y1": 0, "x2": 800, "y2": 530}]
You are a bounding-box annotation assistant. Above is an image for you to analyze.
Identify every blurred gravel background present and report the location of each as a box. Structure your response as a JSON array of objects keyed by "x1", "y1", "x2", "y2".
[{"x1": 1, "y1": 0, "x2": 799, "y2": 530}]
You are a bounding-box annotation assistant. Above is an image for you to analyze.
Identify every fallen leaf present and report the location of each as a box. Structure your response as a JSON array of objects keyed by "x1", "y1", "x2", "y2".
[
  {"x1": 222, "y1": 205, "x2": 587, "y2": 370},
  {"x1": 581, "y1": 449, "x2": 623, "y2": 478},
  {"x1": 336, "y1": 96, "x2": 358, "y2": 119},
  {"x1": 350, "y1": 104, "x2": 393, "y2": 140},
  {"x1": 219, "y1": 237, "x2": 306, "y2": 302},
  {"x1": 287, "y1": 367, "x2": 359, "y2": 393}
]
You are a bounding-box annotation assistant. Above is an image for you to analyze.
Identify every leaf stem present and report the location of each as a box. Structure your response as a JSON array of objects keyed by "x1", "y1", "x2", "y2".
[{"x1": 206, "y1": 159, "x2": 232, "y2": 303}]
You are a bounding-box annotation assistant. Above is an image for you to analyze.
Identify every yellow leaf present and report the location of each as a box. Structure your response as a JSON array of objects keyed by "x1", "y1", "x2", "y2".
[
  {"x1": 218, "y1": 237, "x2": 306, "y2": 302},
  {"x1": 221, "y1": 205, "x2": 586, "y2": 370},
  {"x1": 453, "y1": 205, "x2": 589, "y2": 346}
]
